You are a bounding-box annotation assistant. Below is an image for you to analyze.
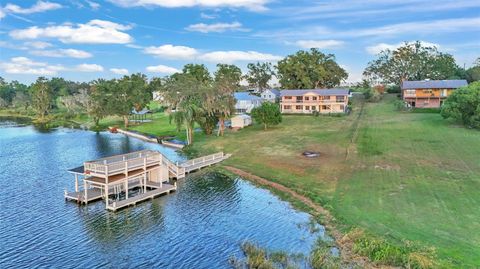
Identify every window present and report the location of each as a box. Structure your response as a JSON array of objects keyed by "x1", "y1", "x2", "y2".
[
  {"x1": 283, "y1": 105, "x2": 291, "y2": 110},
  {"x1": 336, "y1": 96, "x2": 345, "y2": 102},
  {"x1": 305, "y1": 106, "x2": 310, "y2": 110},
  {"x1": 321, "y1": 105, "x2": 327, "y2": 110},
  {"x1": 312, "y1": 106, "x2": 316, "y2": 111},
  {"x1": 269, "y1": 95, "x2": 271, "y2": 98},
  {"x1": 305, "y1": 97, "x2": 309, "y2": 101},
  {"x1": 322, "y1": 96, "x2": 330, "y2": 100},
  {"x1": 295, "y1": 105, "x2": 302, "y2": 110},
  {"x1": 296, "y1": 96, "x2": 303, "y2": 101},
  {"x1": 340, "y1": 105, "x2": 344, "y2": 111},
  {"x1": 284, "y1": 96, "x2": 292, "y2": 100},
  {"x1": 405, "y1": 90, "x2": 416, "y2": 95},
  {"x1": 312, "y1": 96, "x2": 317, "y2": 100},
  {"x1": 423, "y1": 89, "x2": 433, "y2": 94}
]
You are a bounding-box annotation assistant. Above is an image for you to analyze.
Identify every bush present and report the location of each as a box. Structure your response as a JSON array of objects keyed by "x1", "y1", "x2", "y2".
[
  {"x1": 393, "y1": 99, "x2": 408, "y2": 111},
  {"x1": 251, "y1": 102, "x2": 282, "y2": 130},
  {"x1": 441, "y1": 82, "x2": 480, "y2": 129},
  {"x1": 387, "y1": 85, "x2": 401, "y2": 93}
]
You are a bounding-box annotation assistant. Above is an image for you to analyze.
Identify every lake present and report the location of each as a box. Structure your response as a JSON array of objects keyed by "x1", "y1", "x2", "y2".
[{"x1": 0, "y1": 120, "x2": 324, "y2": 268}]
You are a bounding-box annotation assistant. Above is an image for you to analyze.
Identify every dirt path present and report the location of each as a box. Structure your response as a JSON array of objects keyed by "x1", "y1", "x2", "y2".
[{"x1": 223, "y1": 165, "x2": 389, "y2": 269}]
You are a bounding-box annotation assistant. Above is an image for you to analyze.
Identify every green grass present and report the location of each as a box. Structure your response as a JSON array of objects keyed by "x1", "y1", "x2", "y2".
[
  {"x1": 128, "y1": 112, "x2": 181, "y2": 137},
  {"x1": 333, "y1": 96, "x2": 480, "y2": 267},
  {"x1": 184, "y1": 95, "x2": 480, "y2": 267}
]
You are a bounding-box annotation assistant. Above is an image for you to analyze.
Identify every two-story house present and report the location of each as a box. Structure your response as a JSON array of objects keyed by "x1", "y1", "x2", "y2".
[
  {"x1": 401, "y1": 80, "x2": 467, "y2": 108},
  {"x1": 280, "y1": 89, "x2": 350, "y2": 114}
]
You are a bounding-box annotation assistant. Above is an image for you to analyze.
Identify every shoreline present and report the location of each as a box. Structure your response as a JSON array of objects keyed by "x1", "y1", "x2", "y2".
[{"x1": 222, "y1": 165, "x2": 382, "y2": 269}]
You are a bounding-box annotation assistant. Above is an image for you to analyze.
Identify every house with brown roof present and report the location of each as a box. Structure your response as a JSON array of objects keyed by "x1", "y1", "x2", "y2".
[
  {"x1": 401, "y1": 80, "x2": 467, "y2": 108},
  {"x1": 280, "y1": 89, "x2": 350, "y2": 114}
]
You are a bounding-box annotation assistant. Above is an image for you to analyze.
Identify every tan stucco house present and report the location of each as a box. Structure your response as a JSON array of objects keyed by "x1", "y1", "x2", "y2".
[{"x1": 280, "y1": 89, "x2": 350, "y2": 114}]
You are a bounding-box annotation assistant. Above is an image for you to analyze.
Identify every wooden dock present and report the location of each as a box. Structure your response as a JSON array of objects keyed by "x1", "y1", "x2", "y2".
[
  {"x1": 106, "y1": 183, "x2": 176, "y2": 211},
  {"x1": 65, "y1": 188, "x2": 103, "y2": 203},
  {"x1": 65, "y1": 150, "x2": 230, "y2": 212}
]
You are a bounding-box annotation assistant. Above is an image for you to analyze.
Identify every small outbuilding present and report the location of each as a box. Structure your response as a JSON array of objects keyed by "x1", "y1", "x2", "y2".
[{"x1": 231, "y1": 114, "x2": 252, "y2": 129}]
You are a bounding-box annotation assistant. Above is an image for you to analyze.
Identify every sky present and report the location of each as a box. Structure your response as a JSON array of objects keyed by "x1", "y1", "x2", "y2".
[{"x1": 0, "y1": 0, "x2": 479, "y2": 85}]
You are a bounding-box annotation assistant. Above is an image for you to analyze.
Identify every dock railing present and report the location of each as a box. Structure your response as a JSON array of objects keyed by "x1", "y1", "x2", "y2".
[{"x1": 84, "y1": 150, "x2": 161, "y2": 176}]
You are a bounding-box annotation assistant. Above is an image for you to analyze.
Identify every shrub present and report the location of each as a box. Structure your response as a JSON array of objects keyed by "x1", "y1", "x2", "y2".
[
  {"x1": 251, "y1": 102, "x2": 282, "y2": 130},
  {"x1": 441, "y1": 81, "x2": 480, "y2": 129},
  {"x1": 387, "y1": 85, "x2": 401, "y2": 93},
  {"x1": 393, "y1": 99, "x2": 408, "y2": 111}
]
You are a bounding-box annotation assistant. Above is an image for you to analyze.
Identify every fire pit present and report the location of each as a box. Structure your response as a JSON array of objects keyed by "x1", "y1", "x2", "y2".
[{"x1": 302, "y1": 151, "x2": 321, "y2": 158}]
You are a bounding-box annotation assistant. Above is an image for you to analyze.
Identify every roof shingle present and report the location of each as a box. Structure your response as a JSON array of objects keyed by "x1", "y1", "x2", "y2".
[
  {"x1": 280, "y1": 89, "x2": 350, "y2": 97},
  {"x1": 401, "y1": 80, "x2": 467, "y2": 89}
]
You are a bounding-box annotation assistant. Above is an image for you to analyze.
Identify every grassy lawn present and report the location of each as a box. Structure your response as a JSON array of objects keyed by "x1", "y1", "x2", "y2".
[
  {"x1": 180, "y1": 95, "x2": 478, "y2": 267},
  {"x1": 82, "y1": 96, "x2": 479, "y2": 266},
  {"x1": 333, "y1": 96, "x2": 480, "y2": 267}
]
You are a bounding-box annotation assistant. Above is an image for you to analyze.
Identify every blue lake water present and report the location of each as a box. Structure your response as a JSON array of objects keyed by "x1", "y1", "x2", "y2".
[{"x1": 0, "y1": 121, "x2": 323, "y2": 268}]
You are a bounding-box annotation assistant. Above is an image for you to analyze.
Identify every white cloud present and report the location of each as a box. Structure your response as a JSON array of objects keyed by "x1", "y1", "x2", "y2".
[
  {"x1": 143, "y1": 44, "x2": 198, "y2": 59},
  {"x1": 366, "y1": 41, "x2": 440, "y2": 55},
  {"x1": 348, "y1": 17, "x2": 480, "y2": 37},
  {"x1": 200, "y1": 50, "x2": 282, "y2": 63},
  {"x1": 109, "y1": 0, "x2": 270, "y2": 11},
  {"x1": 10, "y1": 20, "x2": 133, "y2": 44},
  {"x1": 0, "y1": 56, "x2": 64, "y2": 75},
  {"x1": 86, "y1": 1, "x2": 100, "y2": 10},
  {"x1": 186, "y1": 22, "x2": 246, "y2": 33},
  {"x1": 110, "y1": 68, "x2": 129, "y2": 75},
  {"x1": 31, "y1": 49, "x2": 92, "y2": 58},
  {"x1": 200, "y1": 12, "x2": 216, "y2": 19},
  {"x1": 0, "y1": 9, "x2": 6, "y2": 20},
  {"x1": 295, "y1": 39, "x2": 344, "y2": 49},
  {"x1": 75, "y1": 63, "x2": 104, "y2": 72},
  {"x1": 24, "y1": 41, "x2": 53, "y2": 49},
  {"x1": 146, "y1": 65, "x2": 180, "y2": 74},
  {"x1": 4, "y1": 1, "x2": 62, "y2": 14}
]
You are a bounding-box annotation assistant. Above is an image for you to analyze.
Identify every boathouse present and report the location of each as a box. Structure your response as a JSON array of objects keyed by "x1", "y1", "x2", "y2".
[{"x1": 66, "y1": 150, "x2": 230, "y2": 211}]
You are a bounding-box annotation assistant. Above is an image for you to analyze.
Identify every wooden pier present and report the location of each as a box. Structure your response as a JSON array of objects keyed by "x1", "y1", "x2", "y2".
[{"x1": 65, "y1": 150, "x2": 230, "y2": 211}]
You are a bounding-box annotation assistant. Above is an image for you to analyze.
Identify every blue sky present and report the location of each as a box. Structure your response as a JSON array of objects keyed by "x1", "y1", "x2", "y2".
[{"x1": 0, "y1": 0, "x2": 479, "y2": 84}]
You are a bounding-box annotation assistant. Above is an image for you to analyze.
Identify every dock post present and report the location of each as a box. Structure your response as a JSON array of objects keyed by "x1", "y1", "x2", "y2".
[
  {"x1": 75, "y1": 174, "x2": 79, "y2": 192},
  {"x1": 125, "y1": 180, "x2": 129, "y2": 199},
  {"x1": 84, "y1": 181, "x2": 88, "y2": 205}
]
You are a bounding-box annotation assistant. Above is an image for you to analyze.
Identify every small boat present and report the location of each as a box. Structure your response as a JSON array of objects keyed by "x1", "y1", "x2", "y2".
[{"x1": 161, "y1": 139, "x2": 187, "y2": 149}]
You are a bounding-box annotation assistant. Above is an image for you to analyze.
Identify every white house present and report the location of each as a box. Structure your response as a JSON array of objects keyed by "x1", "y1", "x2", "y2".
[
  {"x1": 231, "y1": 114, "x2": 252, "y2": 129},
  {"x1": 261, "y1": 89, "x2": 280, "y2": 102},
  {"x1": 234, "y1": 92, "x2": 263, "y2": 113}
]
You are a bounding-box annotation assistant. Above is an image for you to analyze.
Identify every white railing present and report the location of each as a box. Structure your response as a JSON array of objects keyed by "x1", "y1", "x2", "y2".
[
  {"x1": 84, "y1": 150, "x2": 161, "y2": 176},
  {"x1": 180, "y1": 152, "x2": 225, "y2": 168}
]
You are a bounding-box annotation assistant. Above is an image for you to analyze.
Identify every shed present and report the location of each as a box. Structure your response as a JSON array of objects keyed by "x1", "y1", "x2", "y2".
[{"x1": 231, "y1": 114, "x2": 252, "y2": 129}]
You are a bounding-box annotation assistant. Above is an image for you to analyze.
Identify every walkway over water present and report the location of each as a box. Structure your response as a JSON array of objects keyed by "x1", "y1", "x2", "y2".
[{"x1": 65, "y1": 150, "x2": 230, "y2": 211}]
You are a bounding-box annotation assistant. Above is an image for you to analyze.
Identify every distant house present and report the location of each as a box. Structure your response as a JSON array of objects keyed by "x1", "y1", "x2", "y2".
[
  {"x1": 231, "y1": 114, "x2": 252, "y2": 129},
  {"x1": 401, "y1": 80, "x2": 467, "y2": 108},
  {"x1": 234, "y1": 92, "x2": 263, "y2": 113},
  {"x1": 153, "y1": 91, "x2": 164, "y2": 102},
  {"x1": 280, "y1": 89, "x2": 350, "y2": 114},
  {"x1": 261, "y1": 89, "x2": 280, "y2": 102}
]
